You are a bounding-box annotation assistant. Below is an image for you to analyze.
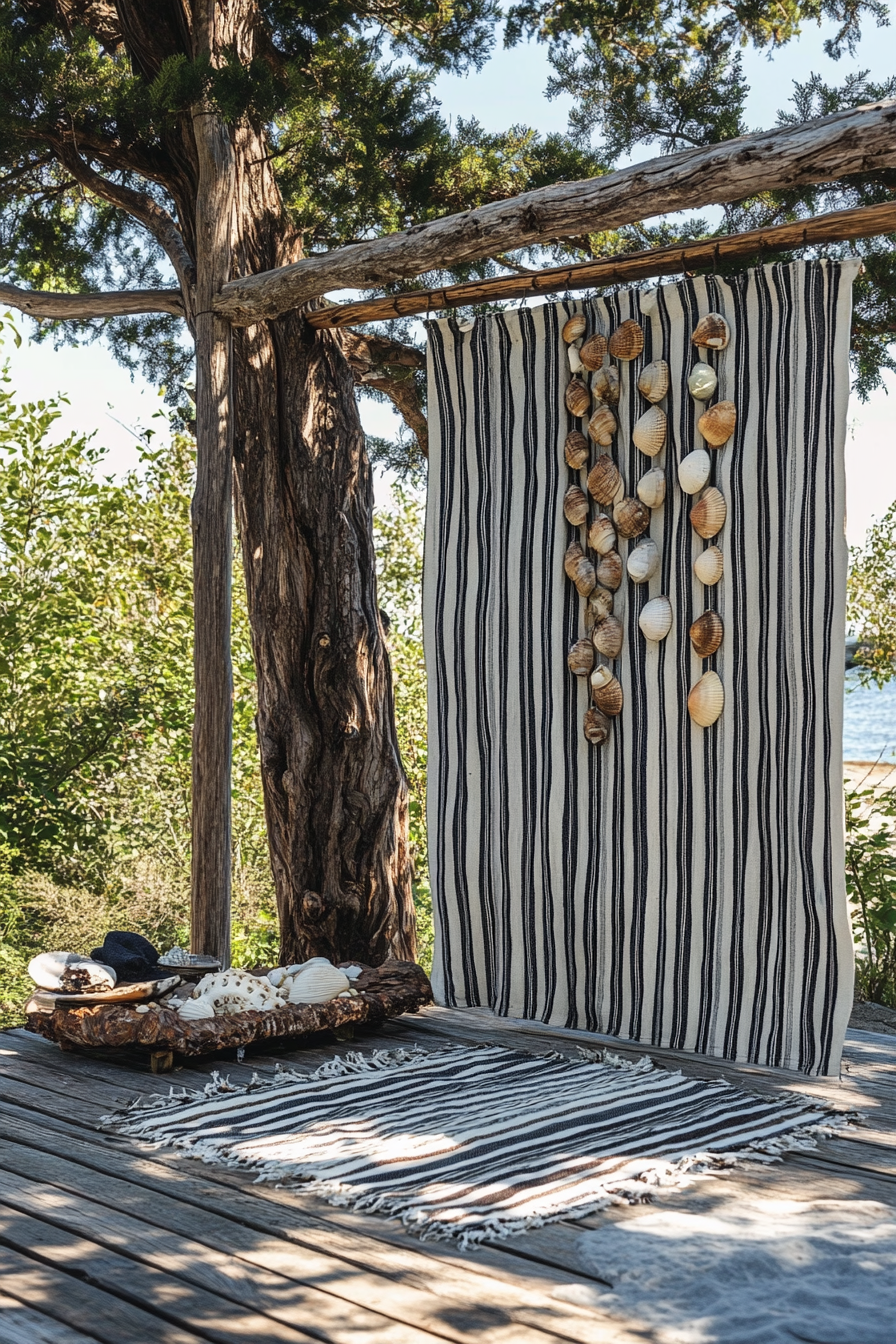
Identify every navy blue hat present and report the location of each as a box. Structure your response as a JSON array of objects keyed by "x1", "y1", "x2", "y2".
[{"x1": 91, "y1": 931, "x2": 161, "y2": 982}]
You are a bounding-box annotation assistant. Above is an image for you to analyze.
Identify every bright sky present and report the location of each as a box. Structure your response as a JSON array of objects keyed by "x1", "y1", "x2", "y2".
[{"x1": 3, "y1": 16, "x2": 895, "y2": 545}]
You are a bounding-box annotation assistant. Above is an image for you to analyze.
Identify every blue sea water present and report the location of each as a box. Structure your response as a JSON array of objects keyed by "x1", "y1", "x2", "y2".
[{"x1": 843, "y1": 670, "x2": 896, "y2": 762}]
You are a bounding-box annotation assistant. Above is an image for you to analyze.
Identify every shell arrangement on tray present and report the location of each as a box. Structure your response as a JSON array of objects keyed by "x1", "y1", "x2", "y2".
[
  {"x1": 168, "y1": 957, "x2": 363, "y2": 1019},
  {"x1": 561, "y1": 307, "x2": 734, "y2": 740}
]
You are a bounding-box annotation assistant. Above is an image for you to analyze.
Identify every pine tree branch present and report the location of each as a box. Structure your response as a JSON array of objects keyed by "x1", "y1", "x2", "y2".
[
  {"x1": 357, "y1": 369, "x2": 428, "y2": 458},
  {"x1": 0, "y1": 281, "x2": 185, "y2": 320}
]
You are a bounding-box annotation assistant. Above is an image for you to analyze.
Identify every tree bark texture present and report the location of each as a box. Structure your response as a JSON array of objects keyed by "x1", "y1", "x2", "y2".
[{"x1": 216, "y1": 97, "x2": 896, "y2": 321}]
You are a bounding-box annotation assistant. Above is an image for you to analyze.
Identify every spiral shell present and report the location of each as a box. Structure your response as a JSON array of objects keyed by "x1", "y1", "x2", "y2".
[
  {"x1": 587, "y1": 514, "x2": 617, "y2": 555},
  {"x1": 690, "y1": 487, "x2": 727, "y2": 540},
  {"x1": 583, "y1": 708, "x2": 611, "y2": 745},
  {"x1": 588, "y1": 402, "x2": 617, "y2": 447},
  {"x1": 688, "y1": 670, "x2": 724, "y2": 727},
  {"x1": 562, "y1": 314, "x2": 586, "y2": 343},
  {"x1": 698, "y1": 401, "x2": 736, "y2": 448},
  {"x1": 678, "y1": 448, "x2": 712, "y2": 496},
  {"x1": 593, "y1": 615, "x2": 623, "y2": 659},
  {"x1": 638, "y1": 595, "x2": 673, "y2": 642},
  {"x1": 608, "y1": 319, "x2": 644, "y2": 361},
  {"x1": 632, "y1": 406, "x2": 667, "y2": 458},
  {"x1": 596, "y1": 550, "x2": 623, "y2": 591},
  {"x1": 568, "y1": 638, "x2": 595, "y2": 676},
  {"x1": 694, "y1": 545, "x2": 724, "y2": 586},
  {"x1": 564, "y1": 485, "x2": 589, "y2": 527},
  {"x1": 587, "y1": 455, "x2": 622, "y2": 506},
  {"x1": 564, "y1": 430, "x2": 590, "y2": 470},
  {"x1": 587, "y1": 587, "x2": 614, "y2": 625},
  {"x1": 626, "y1": 538, "x2": 660, "y2": 584},
  {"x1": 613, "y1": 496, "x2": 650, "y2": 539},
  {"x1": 692, "y1": 313, "x2": 730, "y2": 350},
  {"x1": 580, "y1": 332, "x2": 608, "y2": 371},
  {"x1": 637, "y1": 359, "x2": 669, "y2": 403},
  {"x1": 690, "y1": 610, "x2": 724, "y2": 658},
  {"x1": 593, "y1": 365, "x2": 620, "y2": 406},
  {"x1": 636, "y1": 468, "x2": 666, "y2": 509},
  {"x1": 688, "y1": 362, "x2": 718, "y2": 401},
  {"x1": 591, "y1": 669, "x2": 624, "y2": 716},
  {"x1": 565, "y1": 378, "x2": 591, "y2": 418}
]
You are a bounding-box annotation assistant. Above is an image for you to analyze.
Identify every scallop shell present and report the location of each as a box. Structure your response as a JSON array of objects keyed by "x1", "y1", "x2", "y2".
[
  {"x1": 289, "y1": 964, "x2": 351, "y2": 1004},
  {"x1": 638, "y1": 595, "x2": 673, "y2": 642},
  {"x1": 587, "y1": 514, "x2": 617, "y2": 555},
  {"x1": 564, "y1": 430, "x2": 590, "y2": 470},
  {"x1": 690, "y1": 486, "x2": 727, "y2": 540},
  {"x1": 595, "y1": 550, "x2": 623, "y2": 591},
  {"x1": 677, "y1": 448, "x2": 712, "y2": 495},
  {"x1": 637, "y1": 359, "x2": 669, "y2": 403},
  {"x1": 564, "y1": 486, "x2": 589, "y2": 527},
  {"x1": 592, "y1": 672, "x2": 624, "y2": 716},
  {"x1": 564, "y1": 540, "x2": 585, "y2": 580},
  {"x1": 593, "y1": 365, "x2": 620, "y2": 406},
  {"x1": 688, "y1": 670, "x2": 724, "y2": 727},
  {"x1": 570, "y1": 553, "x2": 597, "y2": 597},
  {"x1": 698, "y1": 401, "x2": 736, "y2": 448},
  {"x1": 694, "y1": 545, "x2": 724, "y2": 586},
  {"x1": 688, "y1": 362, "x2": 718, "y2": 401},
  {"x1": 562, "y1": 314, "x2": 587, "y2": 343},
  {"x1": 587, "y1": 587, "x2": 614, "y2": 625},
  {"x1": 692, "y1": 313, "x2": 730, "y2": 350},
  {"x1": 636, "y1": 468, "x2": 666, "y2": 509},
  {"x1": 583, "y1": 708, "x2": 611, "y2": 745},
  {"x1": 690, "y1": 610, "x2": 724, "y2": 658},
  {"x1": 568, "y1": 638, "x2": 595, "y2": 676},
  {"x1": 613, "y1": 496, "x2": 650, "y2": 539},
  {"x1": 632, "y1": 406, "x2": 667, "y2": 458},
  {"x1": 178, "y1": 996, "x2": 215, "y2": 1020},
  {"x1": 593, "y1": 615, "x2": 623, "y2": 659},
  {"x1": 587, "y1": 402, "x2": 617, "y2": 447},
  {"x1": 626, "y1": 538, "x2": 660, "y2": 584},
  {"x1": 565, "y1": 378, "x2": 591, "y2": 418},
  {"x1": 608, "y1": 319, "x2": 644, "y2": 361},
  {"x1": 587, "y1": 455, "x2": 621, "y2": 506},
  {"x1": 567, "y1": 344, "x2": 584, "y2": 374},
  {"x1": 580, "y1": 333, "x2": 608, "y2": 370}
]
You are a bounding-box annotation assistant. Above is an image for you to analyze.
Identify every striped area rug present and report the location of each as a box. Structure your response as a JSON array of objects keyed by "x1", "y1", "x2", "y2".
[
  {"x1": 424, "y1": 260, "x2": 858, "y2": 1077},
  {"x1": 107, "y1": 1046, "x2": 848, "y2": 1245}
]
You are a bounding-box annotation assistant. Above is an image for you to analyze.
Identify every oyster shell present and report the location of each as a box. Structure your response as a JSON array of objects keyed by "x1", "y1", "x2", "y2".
[
  {"x1": 613, "y1": 496, "x2": 650, "y2": 539},
  {"x1": 632, "y1": 405, "x2": 667, "y2": 458},
  {"x1": 694, "y1": 545, "x2": 724, "y2": 586},
  {"x1": 637, "y1": 359, "x2": 669, "y2": 403},
  {"x1": 608, "y1": 318, "x2": 644, "y2": 361},
  {"x1": 636, "y1": 468, "x2": 666, "y2": 509},
  {"x1": 596, "y1": 550, "x2": 623, "y2": 591},
  {"x1": 587, "y1": 514, "x2": 617, "y2": 556},
  {"x1": 698, "y1": 400, "x2": 736, "y2": 448},
  {"x1": 587, "y1": 402, "x2": 617, "y2": 447},
  {"x1": 583, "y1": 708, "x2": 611, "y2": 745},
  {"x1": 593, "y1": 615, "x2": 623, "y2": 659},
  {"x1": 690, "y1": 610, "x2": 724, "y2": 658},
  {"x1": 688, "y1": 670, "x2": 724, "y2": 727},
  {"x1": 687, "y1": 362, "x2": 718, "y2": 401},
  {"x1": 593, "y1": 365, "x2": 620, "y2": 406},
  {"x1": 587, "y1": 455, "x2": 622, "y2": 506},
  {"x1": 580, "y1": 332, "x2": 608, "y2": 370},
  {"x1": 690, "y1": 486, "x2": 727, "y2": 540},
  {"x1": 563, "y1": 485, "x2": 589, "y2": 527},
  {"x1": 565, "y1": 378, "x2": 591, "y2": 418},
  {"x1": 692, "y1": 313, "x2": 730, "y2": 350},
  {"x1": 638, "y1": 595, "x2": 673, "y2": 642},
  {"x1": 564, "y1": 430, "x2": 590, "y2": 470},
  {"x1": 677, "y1": 448, "x2": 712, "y2": 496},
  {"x1": 562, "y1": 314, "x2": 586, "y2": 343},
  {"x1": 568, "y1": 638, "x2": 595, "y2": 677},
  {"x1": 626, "y1": 538, "x2": 660, "y2": 584}
]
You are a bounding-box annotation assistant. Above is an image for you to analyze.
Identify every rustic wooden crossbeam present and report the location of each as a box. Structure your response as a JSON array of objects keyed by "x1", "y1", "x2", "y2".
[{"x1": 306, "y1": 201, "x2": 896, "y2": 329}]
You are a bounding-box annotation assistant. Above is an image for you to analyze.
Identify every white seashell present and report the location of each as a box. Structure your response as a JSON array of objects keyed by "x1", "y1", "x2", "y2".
[
  {"x1": 694, "y1": 545, "x2": 724, "y2": 586},
  {"x1": 178, "y1": 996, "x2": 215, "y2": 1020},
  {"x1": 688, "y1": 362, "x2": 718, "y2": 401},
  {"x1": 28, "y1": 952, "x2": 117, "y2": 993},
  {"x1": 636, "y1": 468, "x2": 666, "y2": 509},
  {"x1": 288, "y1": 964, "x2": 351, "y2": 1005},
  {"x1": 343, "y1": 965, "x2": 363, "y2": 981},
  {"x1": 688, "y1": 670, "x2": 725, "y2": 727},
  {"x1": 632, "y1": 406, "x2": 666, "y2": 458},
  {"x1": 588, "y1": 514, "x2": 617, "y2": 556},
  {"x1": 267, "y1": 967, "x2": 288, "y2": 987},
  {"x1": 567, "y1": 344, "x2": 583, "y2": 374},
  {"x1": 626, "y1": 539, "x2": 660, "y2": 584},
  {"x1": 639, "y1": 595, "x2": 673, "y2": 642},
  {"x1": 677, "y1": 449, "x2": 711, "y2": 496},
  {"x1": 637, "y1": 359, "x2": 669, "y2": 403},
  {"x1": 135, "y1": 1004, "x2": 150, "y2": 1014}
]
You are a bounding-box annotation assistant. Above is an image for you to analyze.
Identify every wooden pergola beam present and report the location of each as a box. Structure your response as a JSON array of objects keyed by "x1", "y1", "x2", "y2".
[
  {"x1": 0, "y1": 282, "x2": 185, "y2": 319},
  {"x1": 306, "y1": 201, "x2": 896, "y2": 328}
]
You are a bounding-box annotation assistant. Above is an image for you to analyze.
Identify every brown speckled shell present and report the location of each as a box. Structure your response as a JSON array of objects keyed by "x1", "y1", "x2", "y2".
[
  {"x1": 587, "y1": 514, "x2": 616, "y2": 555},
  {"x1": 608, "y1": 319, "x2": 644, "y2": 361},
  {"x1": 690, "y1": 486, "x2": 727, "y2": 540},
  {"x1": 583, "y1": 708, "x2": 611, "y2": 744},
  {"x1": 564, "y1": 430, "x2": 590, "y2": 470},
  {"x1": 691, "y1": 313, "x2": 730, "y2": 350},
  {"x1": 587, "y1": 586, "x2": 614, "y2": 626},
  {"x1": 564, "y1": 541, "x2": 585, "y2": 580},
  {"x1": 596, "y1": 550, "x2": 623, "y2": 591},
  {"x1": 570, "y1": 554, "x2": 596, "y2": 597},
  {"x1": 698, "y1": 400, "x2": 736, "y2": 447},
  {"x1": 580, "y1": 333, "x2": 608, "y2": 371},
  {"x1": 587, "y1": 402, "x2": 617, "y2": 447},
  {"x1": 593, "y1": 615, "x2": 624, "y2": 660},
  {"x1": 689, "y1": 610, "x2": 724, "y2": 658},
  {"x1": 587, "y1": 455, "x2": 622, "y2": 506},
  {"x1": 564, "y1": 485, "x2": 589, "y2": 527},
  {"x1": 568, "y1": 638, "x2": 595, "y2": 676},
  {"x1": 565, "y1": 378, "x2": 591, "y2": 418},
  {"x1": 613, "y1": 496, "x2": 650, "y2": 539},
  {"x1": 593, "y1": 365, "x2": 620, "y2": 406},
  {"x1": 592, "y1": 674, "x2": 624, "y2": 716},
  {"x1": 562, "y1": 314, "x2": 587, "y2": 343}
]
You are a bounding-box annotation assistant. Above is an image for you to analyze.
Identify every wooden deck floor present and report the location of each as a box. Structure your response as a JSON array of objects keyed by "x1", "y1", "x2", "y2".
[{"x1": 1, "y1": 1006, "x2": 895, "y2": 1344}]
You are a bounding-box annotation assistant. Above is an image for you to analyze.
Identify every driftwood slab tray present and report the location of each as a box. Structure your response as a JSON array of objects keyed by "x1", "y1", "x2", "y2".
[
  {"x1": 25, "y1": 959, "x2": 433, "y2": 1060},
  {"x1": 25, "y1": 975, "x2": 183, "y2": 1011}
]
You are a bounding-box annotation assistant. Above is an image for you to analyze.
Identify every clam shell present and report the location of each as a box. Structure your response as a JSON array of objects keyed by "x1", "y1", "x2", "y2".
[
  {"x1": 632, "y1": 405, "x2": 667, "y2": 458},
  {"x1": 178, "y1": 996, "x2": 216, "y2": 1020},
  {"x1": 637, "y1": 359, "x2": 669, "y2": 403},
  {"x1": 593, "y1": 365, "x2": 620, "y2": 406},
  {"x1": 587, "y1": 514, "x2": 617, "y2": 555},
  {"x1": 289, "y1": 964, "x2": 351, "y2": 1004},
  {"x1": 698, "y1": 400, "x2": 736, "y2": 447},
  {"x1": 564, "y1": 540, "x2": 585, "y2": 580},
  {"x1": 564, "y1": 485, "x2": 589, "y2": 527},
  {"x1": 592, "y1": 672, "x2": 624, "y2": 716},
  {"x1": 580, "y1": 333, "x2": 608, "y2": 370},
  {"x1": 690, "y1": 486, "x2": 727, "y2": 540},
  {"x1": 688, "y1": 362, "x2": 718, "y2": 401},
  {"x1": 587, "y1": 455, "x2": 621, "y2": 506},
  {"x1": 571, "y1": 554, "x2": 597, "y2": 596},
  {"x1": 568, "y1": 638, "x2": 595, "y2": 676},
  {"x1": 564, "y1": 430, "x2": 590, "y2": 470},
  {"x1": 593, "y1": 615, "x2": 623, "y2": 659},
  {"x1": 626, "y1": 538, "x2": 660, "y2": 584},
  {"x1": 677, "y1": 448, "x2": 712, "y2": 495},
  {"x1": 690, "y1": 610, "x2": 724, "y2": 658},
  {"x1": 567, "y1": 344, "x2": 584, "y2": 374},
  {"x1": 587, "y1": 587, "x2": 614, "y2": 625},
  {"x1": 636, "y1": 467, "x2": 666, "y2": 509},
  {"x1": 562, "y1": 314, "x2": 587, "y2": 343},
  {"x1": 608, "y1": 319, "x2": 644, "y2": 361},
  {"x1": 613, "y1": 496, "x2": 650, "y2": 539},
  {"x1": 595, "y1": 550, "x2": 623, "y2": 591},
  {"x1": 590, "y1": 663, "x2": 613, "y2": 690},
  {"x1": 692, "y1": 313, "x2": 730, "y2": 350},
  {"x1": 587, "y1": 402, "x2": 617, "y2": 447},
  {"x1": 565, "y1": 378, "x2": 591, "y2": 418},
  {"x1": 583, "y1": 708, "x2": 611, "y2": 745},
  {"x1": 694, "y1": 545, "x2": 724, "y2": 586},
  {"x1": 638, "y1": 595, "x2": 673, "y2": 642},
  {"x1": 688, "y1": 670, "x2": 724, "y2": 727}
]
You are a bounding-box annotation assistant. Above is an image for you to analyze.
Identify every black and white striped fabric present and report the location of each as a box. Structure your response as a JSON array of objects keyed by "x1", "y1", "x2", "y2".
[
  {"x1": 108, "y1": 1046, "x2": 844, "y2": 1244},
  {"x1": 424, "y1": 261, "x2": 859, "y2": 1077}
]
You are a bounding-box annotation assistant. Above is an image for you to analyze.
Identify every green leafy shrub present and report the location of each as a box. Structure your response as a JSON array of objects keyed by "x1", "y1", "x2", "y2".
[{"x1": 846, "y1": 778, "x2": 896, "y2": 1007}]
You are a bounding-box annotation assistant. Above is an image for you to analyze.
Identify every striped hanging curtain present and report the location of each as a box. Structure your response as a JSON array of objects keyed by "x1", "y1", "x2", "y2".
[{"x1": 424, "y1": 260, "x2": 859, "y2": 1078}]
